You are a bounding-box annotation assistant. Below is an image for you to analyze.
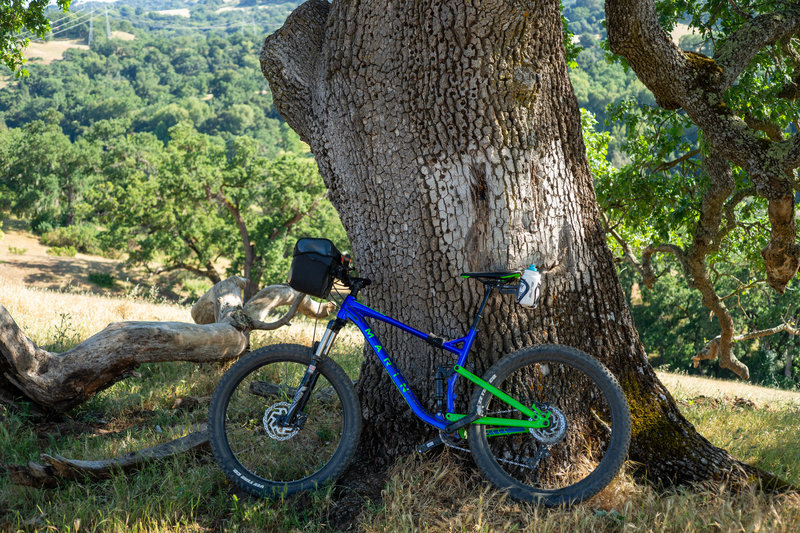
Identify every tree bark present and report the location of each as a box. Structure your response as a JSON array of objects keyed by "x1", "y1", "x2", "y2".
[{"x1": 260, "y1": 0, "x2": 783, "y2": 487}]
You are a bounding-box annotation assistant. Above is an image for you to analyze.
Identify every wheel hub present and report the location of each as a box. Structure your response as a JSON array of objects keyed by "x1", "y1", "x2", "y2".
[
  {"x1": 263, "y1": 402, "x2": 299, "y2": 441},
  {"x1": 529, "y1": 403, "x2": 568, "y2": 445}
]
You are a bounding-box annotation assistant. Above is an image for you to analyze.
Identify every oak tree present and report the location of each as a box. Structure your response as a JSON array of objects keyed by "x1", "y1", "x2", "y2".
[{"x1": 260, "y1": 0, "x2": 788, "y2": 487}]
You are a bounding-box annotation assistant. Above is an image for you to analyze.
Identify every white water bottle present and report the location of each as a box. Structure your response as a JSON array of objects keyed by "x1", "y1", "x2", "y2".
[{"x1": 517, "y1": 264, "x2": 541, "y2": 308}]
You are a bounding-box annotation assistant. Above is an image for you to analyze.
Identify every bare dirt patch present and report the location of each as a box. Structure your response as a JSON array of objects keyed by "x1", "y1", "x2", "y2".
[
  {"x1": 0, "y1": 218, "x2": 131, "y2": 295},
  {"x1": 23, "y1": 39, "x2": 89, "y2": 65},
  {"x1": 155, "y1": 9, "x2": 190, "y2": 17},
  {"x1": 111, "y1": 31, "x2": 135, "y2": 41}
]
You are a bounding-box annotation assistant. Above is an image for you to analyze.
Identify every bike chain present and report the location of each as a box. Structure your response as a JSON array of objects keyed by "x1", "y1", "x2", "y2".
[{"x1": 440, "y1": 408, "x2": 548, "y2": 471}]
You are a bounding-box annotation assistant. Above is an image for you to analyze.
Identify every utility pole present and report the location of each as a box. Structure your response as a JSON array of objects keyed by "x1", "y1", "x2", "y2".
[
  {"x1": 251, "y1": 15, "x2": 257, "y2": 37},
  {"x1": 105, "y1": 5, "x2": 111, "y2": 39},
  {"x1": 88, "y1": 15, "x2": 93, "y2": 45}
]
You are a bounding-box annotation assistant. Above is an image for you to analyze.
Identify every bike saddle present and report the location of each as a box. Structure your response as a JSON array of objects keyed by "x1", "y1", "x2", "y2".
[{"x1": 460, "y1": 271, "x2": 521, "y2": 282}]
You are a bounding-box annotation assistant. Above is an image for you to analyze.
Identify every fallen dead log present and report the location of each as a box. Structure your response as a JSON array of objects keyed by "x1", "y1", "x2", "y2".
[{"x1": 0, "y1": 277, "x2": 333, "y2": 413}]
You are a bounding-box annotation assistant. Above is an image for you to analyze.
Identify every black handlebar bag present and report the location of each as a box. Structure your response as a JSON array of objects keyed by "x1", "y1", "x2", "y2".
[{"x1": 288, "y1": 238, "x2": 342, "y2": 299}]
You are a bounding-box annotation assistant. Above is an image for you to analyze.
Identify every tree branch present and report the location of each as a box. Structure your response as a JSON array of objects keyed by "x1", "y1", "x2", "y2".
[
  {"x1": 267, "y1": 195, "x2": 323, "y2": 242},
  {"x1": 693, "y1": 322, "x2": 800, "y2": 369},
  {"x1": 715, "y1": 8, "x2": 800, "y2": 91},
  {"x1": 744, "y1": 115, "x2": 785, "y2": 142},
  {"x1": 6, "y1": 427, "x2": 209, "y2": 488},
  {"x1": 652, "y1": 148, "x2": 701, "y2": 172},
  {"x1": 606, "y1": 0, "x2": 800, "y2": 293},
  {"x1": 205, "y1": 185, "x2": 257, "y2": 280}
]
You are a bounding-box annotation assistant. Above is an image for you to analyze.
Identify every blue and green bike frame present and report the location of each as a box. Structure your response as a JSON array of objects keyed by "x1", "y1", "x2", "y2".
[{"x1": 315, "y1": 291, "x2": 552, "y2": 435}]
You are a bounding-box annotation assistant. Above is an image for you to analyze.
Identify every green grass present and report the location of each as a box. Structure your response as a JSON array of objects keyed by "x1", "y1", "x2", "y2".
[
  {"x1": 45, "y1": 245, "x2": 77, "y2": 257},
  {"x1": 88, "y1": 271, "x2": 116, "y2": 288},
  {"x1": 2, "y1": 285, "x2": 800, "y2": 532}
]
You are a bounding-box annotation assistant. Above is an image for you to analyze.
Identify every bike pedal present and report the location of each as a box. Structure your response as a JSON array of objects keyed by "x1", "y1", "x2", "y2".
[{"x1": 416, "y1": 436, "x2": 444, "y2": 454}]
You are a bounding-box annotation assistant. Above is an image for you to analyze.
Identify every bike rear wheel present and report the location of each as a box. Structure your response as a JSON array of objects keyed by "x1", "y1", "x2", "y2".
[
  {"x1": 467, "y1": 345, "x2": 630, "y2": 506},
  {"x1": 208, "y1": 344, "x2": 361, "y2": 497}
]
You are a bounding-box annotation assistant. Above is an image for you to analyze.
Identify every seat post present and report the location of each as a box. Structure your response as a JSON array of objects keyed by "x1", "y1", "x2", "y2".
[{"x1": 470, "y1": 284, "x2": 495, "y2": 331}]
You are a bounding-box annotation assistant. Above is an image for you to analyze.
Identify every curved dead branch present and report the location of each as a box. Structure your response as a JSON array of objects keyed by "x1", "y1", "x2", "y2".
[
  {"x1": 247, "y1": 293, "x2": 303, "y2": 330},
  {"x1": 5, "y1": 426, "x2": 209, "y2": 488}
]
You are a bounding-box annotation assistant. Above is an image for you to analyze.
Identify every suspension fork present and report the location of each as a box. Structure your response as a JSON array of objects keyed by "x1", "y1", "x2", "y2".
[{"x1": 281, "y1": 319, "x2": 344, "y2": 426}]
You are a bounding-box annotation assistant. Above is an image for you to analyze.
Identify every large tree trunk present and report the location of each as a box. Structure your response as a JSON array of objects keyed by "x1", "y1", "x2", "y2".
[{"x1": 259, "y1": 0, "x2": 786, "y2": 488}]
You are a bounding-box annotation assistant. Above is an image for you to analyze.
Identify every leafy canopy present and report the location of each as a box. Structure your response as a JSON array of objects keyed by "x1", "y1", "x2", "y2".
[{"x1": 0, "y1": 0, "x2": 72, "y2": 76}]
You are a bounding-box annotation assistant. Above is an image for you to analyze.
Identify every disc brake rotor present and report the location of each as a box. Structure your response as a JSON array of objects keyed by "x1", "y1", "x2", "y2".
[
  {"x1": 529, "y1": 404, "x2": 568, "y2": 445},
  {"x1": 263, "y1": 402, "x2": 299, "y2": 441}
]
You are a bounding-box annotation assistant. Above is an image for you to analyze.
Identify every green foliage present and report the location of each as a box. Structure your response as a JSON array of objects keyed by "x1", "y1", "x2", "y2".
[
  {"x1": 96, "y1": 123, "x2": 346, "y2": 288},
  {"x1": 0, "y1": 111, "x2": 100, "y2": 229},
  {"x1": 0, "y1": 19, "x2": 338, "y2": 290},
  {"x1": 45, "y1": 245, "x2": 76, "y2": 257},
  {"x1": 0, "y1": 0, "x2": 72, "y2": 76},
  {"x1": 7, "y1": 246, "x2": 25, "y2": 255},
  {"x1": 41, "y1": 224, "x2": 101, "y2": 255},
  {"x1": 574, "y1": 0, "x2": 800, "y2": 387},
  {"x1": 565, "y1": 0, "x2": 655, "y2": 161},
  {"x1": 88, "y1": 271, "x2": 115, "y2": 288}
]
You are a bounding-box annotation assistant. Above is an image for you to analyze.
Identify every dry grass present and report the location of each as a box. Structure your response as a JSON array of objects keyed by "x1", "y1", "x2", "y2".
[
  {"x1": 657, "y1": 371, "x2": 800, "y2": 407},
  {"x1": 23, "y1": 39, "x2": 89, "y2": 65},
  {"x1": 0, "y1": 275, "x2": 190, "y2": 349},
  {"x1": 366, "y1": 454, "x2": 800, "y2": 532},
  {"x1": 0, "y1": 274, "x2": 364, "y2": 377},
  {"x1": 2, "y1": 277, "x2": 800, "y2": 532}
]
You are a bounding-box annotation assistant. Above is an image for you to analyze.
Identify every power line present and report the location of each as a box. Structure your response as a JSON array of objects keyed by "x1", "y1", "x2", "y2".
[
  {"x1": 24, "y1": 13, "x2": 100, "y2": 43},
  {"x1": 19, "y1": 8, "x2": 98, "y2": 40}
]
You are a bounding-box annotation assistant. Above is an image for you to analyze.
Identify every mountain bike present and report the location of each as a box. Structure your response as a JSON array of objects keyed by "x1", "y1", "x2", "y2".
[{"x1": 209, "y1": 238, "x2": 631, "y2": 507}]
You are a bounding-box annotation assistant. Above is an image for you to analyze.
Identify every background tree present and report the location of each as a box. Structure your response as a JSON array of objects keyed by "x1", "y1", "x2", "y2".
[
  {"x1": 97, "y1": 122, "x2": 345, "y2": 297},
  {"x1": 260, "y1": 0, "x2": 785, "y2": 488},
  {"x1": 0, "y1": 0, "x2": 72, "y2": 76},
  {"x1": 600, "y1": 0, "x2": 800, "y2": 381},
  {"x1": 0, "y1": 110, "x2": 99, "y2": 232}
]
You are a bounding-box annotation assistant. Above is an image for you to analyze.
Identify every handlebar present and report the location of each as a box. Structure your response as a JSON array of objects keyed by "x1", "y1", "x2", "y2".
[{"x1": 334, "y1": 257, "x2": 371, "y2": 295}]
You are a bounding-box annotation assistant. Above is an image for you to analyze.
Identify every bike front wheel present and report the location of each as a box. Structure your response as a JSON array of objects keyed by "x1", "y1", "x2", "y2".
[
  {"x1": 467, "y1": 345, "x2": 631, "y2": 506},
  {"x1": 208, "y1": 344, "x2": 361, "y2": 497}
]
